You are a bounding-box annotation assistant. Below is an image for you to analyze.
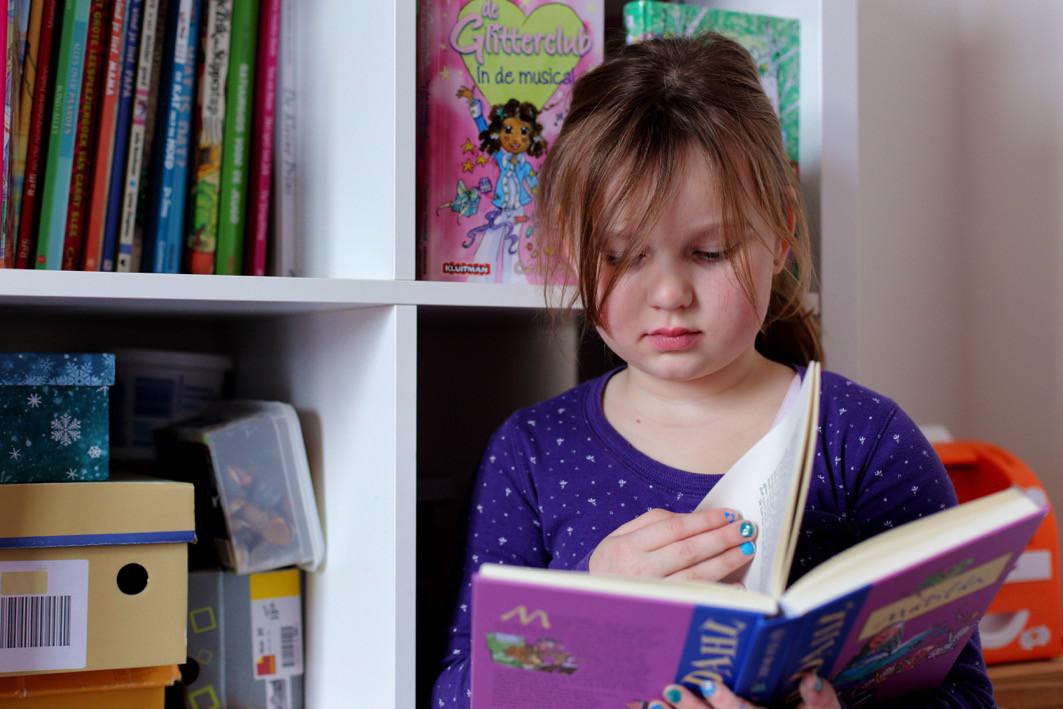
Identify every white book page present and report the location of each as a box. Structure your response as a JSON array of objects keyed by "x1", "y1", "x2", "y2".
[{"x1": 694, "y1": 364, "x2": 817, "y2": 596}]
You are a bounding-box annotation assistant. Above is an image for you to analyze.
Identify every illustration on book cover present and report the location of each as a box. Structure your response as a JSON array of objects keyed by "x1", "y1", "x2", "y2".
[{"x1": 417, "y1": 0, "x2": 603, "y2": 283}]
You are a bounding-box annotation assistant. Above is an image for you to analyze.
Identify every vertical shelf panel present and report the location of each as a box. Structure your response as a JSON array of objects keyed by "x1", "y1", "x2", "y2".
[{"x1": 234, "y1": 305, "x2": 417, "y2": 708}]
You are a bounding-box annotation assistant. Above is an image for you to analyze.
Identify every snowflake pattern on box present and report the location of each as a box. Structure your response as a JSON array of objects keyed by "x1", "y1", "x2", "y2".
[{"x1": 0, "y1": 354, "x2": 115, "y2": 483}]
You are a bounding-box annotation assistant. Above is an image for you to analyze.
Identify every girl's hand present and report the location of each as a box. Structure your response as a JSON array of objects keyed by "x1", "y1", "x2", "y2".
[
  {"x1": 588, "y1": 508, "x2": 757, "y2": 582},
  {"x1": 648, "y1": 674, "x2": 842, "y2": 708},
  {"x1": 456, "y1": 86, "x2": 474, "y2": 101}
]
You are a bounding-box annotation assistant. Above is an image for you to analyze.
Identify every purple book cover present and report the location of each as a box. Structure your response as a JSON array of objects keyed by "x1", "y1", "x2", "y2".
[{"x1": 416, "y1": 0, "x2": 602, "y2": 284}]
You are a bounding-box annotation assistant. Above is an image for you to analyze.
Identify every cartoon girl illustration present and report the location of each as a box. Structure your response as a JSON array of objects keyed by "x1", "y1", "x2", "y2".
[{"x1": 456, "y1": 86, "x2": 547, "y2": 282}]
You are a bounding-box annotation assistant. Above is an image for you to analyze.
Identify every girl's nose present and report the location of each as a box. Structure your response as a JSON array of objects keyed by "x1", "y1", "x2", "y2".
[{"x1": 647, "y1": 262, "x2": 694, "y2": 310}]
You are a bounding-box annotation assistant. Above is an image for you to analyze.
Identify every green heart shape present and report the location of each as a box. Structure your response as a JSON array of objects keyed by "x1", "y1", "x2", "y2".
[{"x1": 455, "y1": 0, "x2": 587, "y2": 109}]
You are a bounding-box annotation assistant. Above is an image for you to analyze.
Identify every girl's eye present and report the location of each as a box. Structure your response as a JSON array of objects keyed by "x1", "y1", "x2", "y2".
[
  {"x1": 520, "y1": 127, "x2": 528, "y2": 135},
  {"x1": 504, "y1": 125, "x2": 512, "y2": 134},
  {"x1": 694, "y1": 249, "x2": 727, "y2": 262},
  {"x1": 603, "y1": 253, "x2": 622, "y2": 266}
]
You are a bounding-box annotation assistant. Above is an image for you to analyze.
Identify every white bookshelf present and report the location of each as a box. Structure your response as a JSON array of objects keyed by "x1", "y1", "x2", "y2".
[{"x1": 0, "y1": 1, "x2": 855, "y2": 706}]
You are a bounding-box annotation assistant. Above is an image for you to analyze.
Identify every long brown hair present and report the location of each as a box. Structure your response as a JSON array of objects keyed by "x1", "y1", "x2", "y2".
[{"x1": 537, "y1": 34, "x2": 822, "y2": 367}]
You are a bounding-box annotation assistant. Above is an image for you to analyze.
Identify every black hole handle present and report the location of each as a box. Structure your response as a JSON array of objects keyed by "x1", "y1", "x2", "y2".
[{"x1": 116, "y1": 563, "x2": 149, "y2": 595}]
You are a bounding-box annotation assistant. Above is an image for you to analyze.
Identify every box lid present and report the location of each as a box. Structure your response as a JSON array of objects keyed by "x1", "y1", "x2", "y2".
[
  {"x1": 0, "y1": 665, "x2": 180, "y2": 697},
  {"x1": 0, "y1": 353, "x2": 116, "y2": 387},
  {"x1": 0, "y1": 479, "x2": 195, "y2": 549}
]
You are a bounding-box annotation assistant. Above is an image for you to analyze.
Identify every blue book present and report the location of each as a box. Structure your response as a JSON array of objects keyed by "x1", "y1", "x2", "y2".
[
  {"x1": 34, "y1": 0, "x2": 91, "y2": 270},
  {"x1": 144, "y1": 0, "x2": 199, "y2": 273},
  {"x1": 101, "y1": 0, "x2": 144, "y2": 272}
]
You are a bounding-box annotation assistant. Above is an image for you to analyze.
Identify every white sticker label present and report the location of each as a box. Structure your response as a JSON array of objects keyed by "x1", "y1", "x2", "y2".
[
  {"x1": 251, "y1": 594, "x2": 303, "y2": 678},
  {"x1": 265, "y1": 676, "x2": 293, "y2": 709},
  {"x1": 0, "y1": 560, "x2": 88, "y2": 672}
]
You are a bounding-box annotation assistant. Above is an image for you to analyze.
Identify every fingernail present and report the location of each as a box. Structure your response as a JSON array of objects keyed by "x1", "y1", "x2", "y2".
[
  {"x1": 741, "y1": 541, "x2": 756, "y2": 555},
  {"x1": 814, "y1": 675, "x2": 823, "y2": 692},
  {"x1": 647, "y1": 702, "x2": 667, "y2": 709},
  {"x1": 664, "y1": 684, "x2": 683, "y2": 703},
  {"x1": 700, "y1": 679, "x2": 717, "y2": 697},
  {"x1": 739, "y1": 521, "x2": 755, "y2": 538},
  {"x1": 723, "y1": 510, "x2": 736, "y2": 523}
]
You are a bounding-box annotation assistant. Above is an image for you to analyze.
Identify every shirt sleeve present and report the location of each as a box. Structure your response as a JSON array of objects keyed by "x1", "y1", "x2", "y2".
[
  {"x1": 430, "y1": 419, "x2": 550, "y2": 708},
  {"x1": 849, "y1": 404, "x2": 996, "y2": 707}
]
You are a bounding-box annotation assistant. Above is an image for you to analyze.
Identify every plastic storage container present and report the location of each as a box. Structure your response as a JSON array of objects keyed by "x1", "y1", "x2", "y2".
[
  {"x1": 155, "y1": 401, "x2": 325, "y2": 575},
  {"x1": 110, "y1": 349, "x2": 232, "y2": 460}
]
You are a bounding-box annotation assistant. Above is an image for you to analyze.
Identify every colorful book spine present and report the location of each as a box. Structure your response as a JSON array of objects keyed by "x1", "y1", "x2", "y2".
[
  {"x1": 100, "y1": 0, "x2": 143, "y2": 272},
  {"x1": 186, "y1": 0, "x2": 232, "y2": 275},
  {"x1": 35, "y1": 0, "x2": 91, "y2": 270},
  {"x1": 83, "y1": 0, "x2": 128, "y2": 270},
  {"x1": 270, "y1": 0, "x2": 294, "y2": 277},
  {"x1": 1, "y1": 0, "x2": 12, "y2": 267},
  {"x1": 13, "y1": 0, "x2": 57, "y2": 269},
  {"x1": 245, "y1": 0, "x2": 277, "y2": 277},
  {"x1": 144, "y1": 0, "x2": 199, "y2": 273},
  {"x1": 10, "y1": 0, "x2": 42, "y2": 254},
  {"x1": 62, "y1": 0, "x2": 109, "y2": 271},
  {"x1": 116, "y1": 0, "x2": 162, "y2": 272},
  {"x1": 214, "y1": 0, "x2": 257, "y2": 276}
]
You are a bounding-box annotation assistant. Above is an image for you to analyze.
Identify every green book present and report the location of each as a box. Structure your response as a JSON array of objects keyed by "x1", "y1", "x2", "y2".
[
  {"x1": 35, "y1": 0, "x2": 92, "y2": 269},
  {"x1": 215, "y1": 0, "x2": 258, "y2": 276}
]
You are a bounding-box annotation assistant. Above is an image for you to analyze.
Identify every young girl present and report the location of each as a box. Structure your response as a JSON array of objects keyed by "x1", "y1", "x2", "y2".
[{"x1": 432, "y1": 35, "x2": 995, "y2": 708}]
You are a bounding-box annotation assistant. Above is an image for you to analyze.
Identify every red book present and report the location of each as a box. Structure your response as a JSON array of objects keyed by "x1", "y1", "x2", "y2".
[
  {"x1": 83, "y1": 0, "x2": 127, "y2": 271},
  {"x1": 245, "y1": 0, "x2": 280, "y2": 277},
  {"x1": 14, "y1": 0, "x2": 58, "y2": 270},
  {"x1": 61, "y1": 0, "x2": 109, "y2": 270}
]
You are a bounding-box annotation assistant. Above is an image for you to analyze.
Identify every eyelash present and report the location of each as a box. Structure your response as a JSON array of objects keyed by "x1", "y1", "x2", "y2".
[{"x1": 603, "y1": 249, "x2": 729, "y2": 266}]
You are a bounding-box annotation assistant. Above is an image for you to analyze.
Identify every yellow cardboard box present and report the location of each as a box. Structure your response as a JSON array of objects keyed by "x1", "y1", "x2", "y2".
[
  {"x1": 0, "y1": 480, "x2": 194, "y2": 676},
  {"x1": 0, "y1": 665, "x2": 180, "y2": 708}
]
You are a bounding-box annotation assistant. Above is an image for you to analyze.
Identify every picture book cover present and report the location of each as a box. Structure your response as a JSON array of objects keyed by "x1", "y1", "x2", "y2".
[
  {"x1": 471, "y1": 489, "x2": 1045, "y2": 708},
  {"x1": 416, "y1": 0, "x2": 603, "y2": 284},
  {"x1": 623, "y1": 0, "x2": 799, "y2": 172}
]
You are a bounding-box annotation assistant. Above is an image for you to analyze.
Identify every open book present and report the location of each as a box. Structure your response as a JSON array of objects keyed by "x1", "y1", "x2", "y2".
[{"x1": 470, "y1": 362, "x2": 1046, "y2": 707}]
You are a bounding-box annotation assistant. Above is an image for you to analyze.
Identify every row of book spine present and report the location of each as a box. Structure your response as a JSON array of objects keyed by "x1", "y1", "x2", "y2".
[{"x1": 0, "y1": 0, "x2": 297, "y2": 276}]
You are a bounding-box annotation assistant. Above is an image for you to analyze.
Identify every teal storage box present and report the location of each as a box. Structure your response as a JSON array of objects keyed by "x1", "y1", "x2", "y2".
[{"x1": 0, "y1": 353, "x2": 115, "y2": 482}]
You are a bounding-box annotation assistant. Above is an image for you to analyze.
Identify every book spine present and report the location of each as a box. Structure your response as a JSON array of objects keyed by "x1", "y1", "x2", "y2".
[
  {"x1": 35, "y1": 0, "x2": 90, "y2": 270},
  {"x1": 100, "y1": 0, "x2": 143, "y2": 272},
  {"x1": 245, "y1": 0, "x2": 277, "y2": 277},
  {"x1": 10, "y1": 0, "x2": 41, "y2": 252},
  {"x1": 13, "y1": 0, "x2": 57, "y2": 269},
  {"x1": 1, "y1": 0, "x2": 11, "y2": 267},
  {"x1": 116, "y1": 0, "x2": 162, "y2": 272},
  {"x1": 185, "y1": 0, "x2": 231, "y2": 275},
  {"x1": 146, "y1": 0, "x2": 198, "y2": 273},
  {"x1": 83, "y1": 0, "x2": 128, "y2": 271},
  {"x1": 730, "y1": 616, "x2": 803, "y2": 705},
  {"x1": 768, "y1": 597, "x2": 861, "y2": 706},
  {"x1": 62, "y1": 0, "x2": 109, "y2": 271},
  {"x1": 270, "y1": 0, "x2": 293, "y2": 277},
  {"x1": 214, "y1": 0, "x2": 257, "y2": 276}
]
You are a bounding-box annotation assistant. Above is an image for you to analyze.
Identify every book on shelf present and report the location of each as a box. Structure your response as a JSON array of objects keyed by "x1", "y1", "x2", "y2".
[
  {"x1": 470, "y1": 362, "x2": 1047, "y2": 707},
  {"x1": 10, "y1": 0, "x2": 40, "y2": 255},
  {"x1": 269, "y1": 0, "x2": 295, "y2": 278},
  {"x1": 214, "y1": 0, "x2": 256, "y2": 276},
  {"x1": 246, "y1": 0, "x2": 278, "y2": 277},
  {"x1": 415, "y1": 0, "x2": 603, "y2": 285}
]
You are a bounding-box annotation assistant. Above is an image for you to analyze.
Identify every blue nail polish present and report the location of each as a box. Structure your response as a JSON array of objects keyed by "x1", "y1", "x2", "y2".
[
  {"x1": 814, "y1": 675, "x2": 824, "y2": 692},
  {"x1": 739, "y1": 521, "x2": 755, "y2": 538},
  {"x1": 647, "y1": 702, "x2": 666, "y2": 709},
  {"x1": 700, "y1": 679, "x2": 717, "y2": 697},
  {"x1": 664, "y1": 685, "x2": 683, "y2": 703},
  {"x1": 723, "y1": 511, "x2": 736, "y2": 523},
  {"x1": 741, "y1": 541, "x2": 756, "y2": 555}
]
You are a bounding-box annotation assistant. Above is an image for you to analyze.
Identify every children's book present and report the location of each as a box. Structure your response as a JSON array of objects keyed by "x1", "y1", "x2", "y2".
[
  {"x1": 35, "y1": 0, "x2": 90, "y2": 270},
  {"x1": 470, "y1": 362, "x2": 1047, "y2": 707},
  {"x1": 84, "y1": 0, "x2": 130, "y2": 271},
  {"x1": 101, "y1": 0, "x2": 143, "y2": 272},
  {"x1": 269, "y1": 0, "x2": 294, "y2": 278},
  {"x1": 246, "y1": 0, "x2": 278, "y2": 277},
  {"x1": 623, "y1": 0, "x2": 800, "y2": 173},
  {"x1": 13, "y1": 0, "x2": 57, "y2": 269},
  {"x1": 214, "y1": 0, "x2": 256, "y2": 276},
  {"x1": 416, "y1": 0, "x2": 603, "y2": 284}
]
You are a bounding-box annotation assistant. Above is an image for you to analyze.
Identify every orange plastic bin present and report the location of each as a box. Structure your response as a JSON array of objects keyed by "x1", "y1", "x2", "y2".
[{"x1": 935, "y1": 441, "x2": 1063, "y2": 665}]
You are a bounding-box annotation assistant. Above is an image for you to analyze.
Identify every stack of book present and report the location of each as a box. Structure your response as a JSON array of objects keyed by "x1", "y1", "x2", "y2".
[{"x1": 0, "y1": 0, "x2": 297, "y2": 276}]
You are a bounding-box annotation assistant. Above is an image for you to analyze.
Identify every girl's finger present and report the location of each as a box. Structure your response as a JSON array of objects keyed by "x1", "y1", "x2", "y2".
[
  {"x1": 795, "y1": 674, "x2": 842, "y2": 708},
  {"x1": 608, "y1": 507, "x2": 675, "y2": 537},
  {"x1": 630, "y1": 508, "x2": 742, "y2": 552},
  {"x1": 693, "y1": 678, "x2": 766, "y2": 708},
  {"x1": 654, "y1": 683, "x2": 710, "y2": 708},
  {"x1": 664, "y1": 536, "x2": 756, "y2": 583}
]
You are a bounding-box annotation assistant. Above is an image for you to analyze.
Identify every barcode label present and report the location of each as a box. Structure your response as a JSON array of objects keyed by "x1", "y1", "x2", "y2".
[
  {"x1": 265, "y1": 678, "x2": 291, "y2": 709},
  {"x1": 0, "y1": 595, "x2": 72, "y2": 649},
  {"x1": 0, "y1": 560, "x2": 88, "y2": 672},
  {"x1": 280, "y1": 625, "x2": 297, "y2": 668}
]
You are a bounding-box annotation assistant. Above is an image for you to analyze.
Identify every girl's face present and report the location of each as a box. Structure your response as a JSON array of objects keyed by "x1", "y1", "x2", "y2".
[
  {"x1": 595, "y1": 151, "x2": 789, "y2": 385},
  {"x1": 501, "y1": 116, "x2": 532, "y2": 154}
]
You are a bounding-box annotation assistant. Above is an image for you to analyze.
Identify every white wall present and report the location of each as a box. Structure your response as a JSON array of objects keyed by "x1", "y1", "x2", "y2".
[{"x1": 956, "y1": 1, "x2": 1063, "y2": 502}]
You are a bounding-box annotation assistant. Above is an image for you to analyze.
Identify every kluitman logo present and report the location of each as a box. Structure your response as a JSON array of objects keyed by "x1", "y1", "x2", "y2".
[
  {"x1": 500, "y1": 605, "x2": 551, "y2": 629},
  {"x1": 443, "y1": 261, "x2": 491, "y2": 276}
]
